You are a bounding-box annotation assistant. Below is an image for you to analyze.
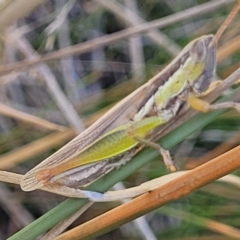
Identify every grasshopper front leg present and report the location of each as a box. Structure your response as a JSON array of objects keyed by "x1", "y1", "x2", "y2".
[{"x1": 187, "y1": 92, "x2": 240, "y2": 113}]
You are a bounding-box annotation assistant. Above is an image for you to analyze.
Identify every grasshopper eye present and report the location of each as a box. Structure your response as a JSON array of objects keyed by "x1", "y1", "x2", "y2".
[{"x1": 190, "y1": 38, "x2": 206, "y2": 63}]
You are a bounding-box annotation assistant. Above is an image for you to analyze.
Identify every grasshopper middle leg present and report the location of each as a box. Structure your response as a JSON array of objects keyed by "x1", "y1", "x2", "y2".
[{"x1": 134, "y1": 136, "x2": 177, "y2": 171}]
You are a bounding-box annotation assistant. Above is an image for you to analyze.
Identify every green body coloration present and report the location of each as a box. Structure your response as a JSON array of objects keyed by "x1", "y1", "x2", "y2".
[
  {"x1": 75, "y1": 116, "x2": 166, "y2": 165},
  {"x1": 154, "y1": 58, "x2": 205, "y2": 108},
  {"x1": 36, "y1": 116, "x2": 167, "y2": 182}
]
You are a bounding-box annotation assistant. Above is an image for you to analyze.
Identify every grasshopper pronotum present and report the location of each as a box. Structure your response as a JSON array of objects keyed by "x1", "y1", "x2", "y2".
[{"x1": 20, "y1": 1, "x2": 240, "y2": 201}]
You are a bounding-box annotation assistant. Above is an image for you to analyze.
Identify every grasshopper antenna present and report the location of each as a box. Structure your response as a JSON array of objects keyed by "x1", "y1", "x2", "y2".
[{"x1": 211, "y1": 0, "x2": 240, "y2": 46}]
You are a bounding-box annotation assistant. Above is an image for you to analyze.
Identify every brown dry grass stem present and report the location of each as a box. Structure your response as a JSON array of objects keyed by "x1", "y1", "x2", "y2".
[
  {"x1": 0, "y1": 102, "x2": 67, "y2": 132},
  {"x1": 0, "y1": 0, "x2": 233, "y2": 76},
  {"x1": 11, "y1": 35, "x2": 85, "y2": 133},
  {"x1": 0, "y1": 184, "x2": 35, "y2": 228},
  {"x1": 0, "y1": 129, "x2": 75, "y2": 169},
  {"x1": 185, "y1": 130, "x2": 240, "y2": 169},
  {"x1": 55, "y1": 145, "x2": 240, "y2": 240},
  {"x1": 97, "y1": 0, "x2": 181, "y2": 56},
  {"x1": 214, "y1": 0, "x2": 240, "y2": 44},
  {"x1": 217, "y1": 34, "x2": 240, "y2": 61},
  {"x1": 0, "y1": 0, "x2": 47, "y2": 32}
]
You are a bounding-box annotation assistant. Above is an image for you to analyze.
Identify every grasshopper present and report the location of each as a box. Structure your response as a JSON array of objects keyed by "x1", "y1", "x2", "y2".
[{"x1": 20, "y1": 2, "x2": 240, "y2": 201}]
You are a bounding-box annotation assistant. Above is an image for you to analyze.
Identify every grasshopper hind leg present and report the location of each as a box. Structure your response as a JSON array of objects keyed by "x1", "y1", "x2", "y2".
[{"x1": 43, "y1": 151, "x2": 137, "y2": 201}]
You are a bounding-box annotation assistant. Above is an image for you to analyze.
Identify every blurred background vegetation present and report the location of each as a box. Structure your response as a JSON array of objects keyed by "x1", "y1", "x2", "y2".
[{"x1": 0, "y1": 0, "x2": 240, "y2": 239}]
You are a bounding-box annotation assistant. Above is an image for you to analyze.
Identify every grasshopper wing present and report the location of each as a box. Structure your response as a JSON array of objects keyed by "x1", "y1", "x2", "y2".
[{"x1": 20, "y1": 81, "x2": 156, "y2": 191}]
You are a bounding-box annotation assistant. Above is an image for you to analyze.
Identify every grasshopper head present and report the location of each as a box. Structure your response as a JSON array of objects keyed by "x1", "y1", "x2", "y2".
[
  {"x1": 190, "y1": 35, "x2": 215, "y2": 63},
  {"x1": 189, "y1": 35, "x2": 217, "y2": 94}
]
